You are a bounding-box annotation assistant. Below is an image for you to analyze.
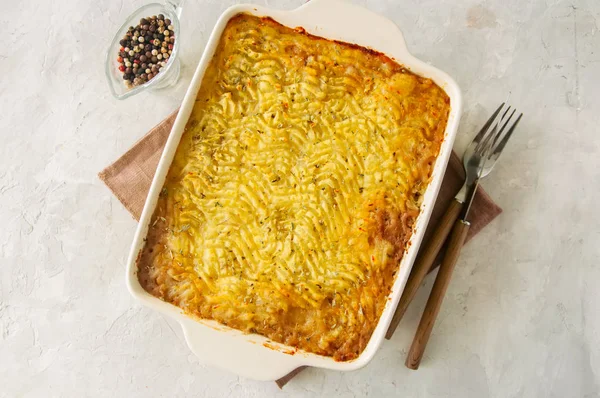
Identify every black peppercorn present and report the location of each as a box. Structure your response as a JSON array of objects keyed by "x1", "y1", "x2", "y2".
[
  {"x1": 125, "y1": 67, "x2": 132, "y2": 74},
  {"x1": 151, "y1": 56, "x2": 158, "y2": 63},
  {"x1": 140, "y1": 55, "x2": 147, "y2": 62},
  {"x1": 140, "y1": 18, "x2": 148, "y2": 26},
  {"x1": 158, "y1": 14, "x2": 164, "y2": 20},
  {"x1": 149, "y1": 24, "x2": 156, "y2": 32},
  {"x1": 165, "y1": 19, "x2": 171, "y2": 26},
  {"x1": 141, "y1": 63, "x2": 148, "y2": 69}
]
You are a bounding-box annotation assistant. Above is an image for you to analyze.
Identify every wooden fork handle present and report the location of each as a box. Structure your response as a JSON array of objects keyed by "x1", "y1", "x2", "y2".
[
  {"x1": 405, "y1": 220, "x2": 470, "y2": 369},
  {"x1": 385, "y1": 199, "x2": 463, "y2": 339}
]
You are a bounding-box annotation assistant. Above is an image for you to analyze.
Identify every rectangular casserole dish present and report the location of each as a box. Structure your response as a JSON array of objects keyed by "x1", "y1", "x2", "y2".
[{"x1": 126, "y1": 0, "x2": 462, "y2": 381}]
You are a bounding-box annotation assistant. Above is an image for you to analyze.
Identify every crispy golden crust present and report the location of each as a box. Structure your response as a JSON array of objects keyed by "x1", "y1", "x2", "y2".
[{"x1": 137, "y1": 14, "x2": 450, "y2": 361}]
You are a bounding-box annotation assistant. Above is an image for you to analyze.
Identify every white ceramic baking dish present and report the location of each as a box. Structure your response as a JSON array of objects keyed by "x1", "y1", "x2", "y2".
[{"x1": 126, "y1": 0, "x2": 462, "y2": 381}]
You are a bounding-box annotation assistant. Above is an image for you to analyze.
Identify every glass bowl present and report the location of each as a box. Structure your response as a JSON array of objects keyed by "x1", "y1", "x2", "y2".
[{"x1": 105, "y1": 1, "x2": 184, "y2": 100}]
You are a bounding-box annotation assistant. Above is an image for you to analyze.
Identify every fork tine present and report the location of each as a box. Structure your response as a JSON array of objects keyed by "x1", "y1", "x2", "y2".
[
  {"x1": 473, "y1": 103, "x2": 505, "y2": 144},
  {"x1": 479, "y1": 104, "x2": 511, "y2": 151},
  {"x1": 500, "y1": 103, "x2": 513, "y2": 120},
  {"x1": 492, "y1": 112, "x2": 523, "y2": 156},
  {"x1": 492, "y1": 108, "x2": 516, "y2": 148},
  {"x1": 498, "y1": 108, "x2": 517, "y2": 137},
  {"x1": 480, "y1": 114, "x2": 506, "y2": 157}
]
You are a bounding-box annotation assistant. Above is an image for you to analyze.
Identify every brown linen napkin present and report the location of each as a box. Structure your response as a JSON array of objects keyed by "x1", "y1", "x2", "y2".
[{"x1": 99, "y1": 110, "x2": 502, "y2": 388}]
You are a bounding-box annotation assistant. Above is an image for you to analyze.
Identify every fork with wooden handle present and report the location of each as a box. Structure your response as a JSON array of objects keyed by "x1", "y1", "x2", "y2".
[
  {"x1": 385, "y1": 103, "x2": 519, "y2": 340},
  {"x1": 405, "y1": 104, "x2": 523, "y2": 369}
]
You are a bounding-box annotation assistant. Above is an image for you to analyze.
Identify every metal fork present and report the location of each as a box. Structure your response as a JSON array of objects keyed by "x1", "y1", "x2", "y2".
[
  {"x1": 385, "y1": 103, "x2": 523, "y2": 340},
  {"x1": 404, "y1": 104, "x2": 523, "y2": 369}
]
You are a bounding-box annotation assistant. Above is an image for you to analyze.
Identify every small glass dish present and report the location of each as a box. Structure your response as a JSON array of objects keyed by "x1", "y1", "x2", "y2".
[{"x1": 105, "y1": 1, "x2": 184, "y2": 100}]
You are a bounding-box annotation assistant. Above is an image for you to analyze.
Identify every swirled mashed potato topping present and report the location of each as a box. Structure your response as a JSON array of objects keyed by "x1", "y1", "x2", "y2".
[{"x1": 137, "y1": 14, "x2": 450, "y2": 361}]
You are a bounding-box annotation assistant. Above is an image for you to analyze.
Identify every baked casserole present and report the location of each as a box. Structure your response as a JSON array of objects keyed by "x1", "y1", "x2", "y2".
[{"x1": 137, "y1": 14, "x2": 450, "y2": 361}]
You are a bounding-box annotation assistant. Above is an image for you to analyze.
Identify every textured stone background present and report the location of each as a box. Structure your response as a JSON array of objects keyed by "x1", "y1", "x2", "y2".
[{"x1": 1, "y1": 0, "x2": 599, "y2": 396}]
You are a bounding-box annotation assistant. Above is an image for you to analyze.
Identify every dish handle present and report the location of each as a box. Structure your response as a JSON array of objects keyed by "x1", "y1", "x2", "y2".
[
  {"x1": 292, "y1": 0, "x2": 409, "y2": 55},
  {"x1": 180, "y1": 319, "x2": 304, "y2": 381}
]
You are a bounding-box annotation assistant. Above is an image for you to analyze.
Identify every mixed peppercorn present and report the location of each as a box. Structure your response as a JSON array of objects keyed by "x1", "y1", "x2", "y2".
[{"x1": 117, "y1": 14, "x2": 175, "y2": 88}]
